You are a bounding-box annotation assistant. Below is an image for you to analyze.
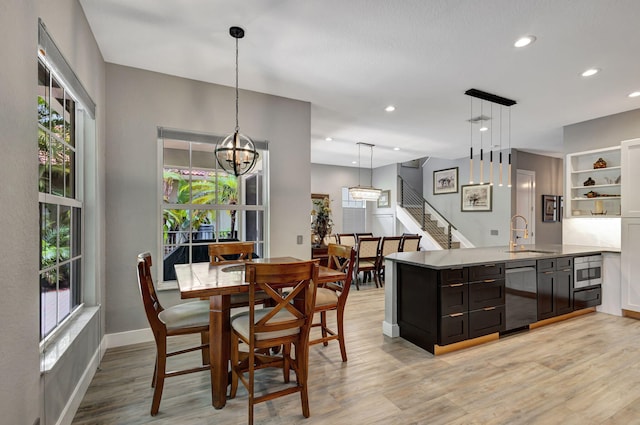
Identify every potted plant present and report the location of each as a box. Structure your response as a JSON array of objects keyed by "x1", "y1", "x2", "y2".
[{"x1": 311, "y1": 197, "x2": 333, "y2": 247}]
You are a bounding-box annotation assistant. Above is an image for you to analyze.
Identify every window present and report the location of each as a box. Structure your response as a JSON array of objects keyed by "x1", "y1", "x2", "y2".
[
  {"x1": 160, "y1": 130, "x2": 268, "y2": 282},
  {"x1": 38, "y1": 58, "x2": 83, "y2": 340}
]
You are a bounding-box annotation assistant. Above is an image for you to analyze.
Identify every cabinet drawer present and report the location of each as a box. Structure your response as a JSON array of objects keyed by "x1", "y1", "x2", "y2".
[
  {"x1": 469, "y1": 305, "x2": 506, "y2": 339},
  {"x1": 440, "y1": 268, "x2": 468, "y2": 285},
  {"x1": 574, "y1": 286, "x2": 602, "y2": 309},
  {"x1": 440, "y1": 283, "x2": 468, "y2": 315},
  {"x1": 469, "y1": 263, "x2": 505, "y2": 281},
  {"x1": 439, "y1": 312, "x2": 468, "y2": 346},
  {"x1": 468, "y1": 279, "x2": 505, "y2": 310},
  {"x1": 556, "y1": 256, "x2": 573, "y2": 271},
  {"x1": 537, "y1": 258, "x2": 556, "y2": 272}
]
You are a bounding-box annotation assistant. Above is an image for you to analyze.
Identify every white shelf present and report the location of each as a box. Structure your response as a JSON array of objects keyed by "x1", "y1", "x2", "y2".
[
  {"x1": 571, "y1": 196, "x2": 621, "y2": 201},
  {"x1": 571, "y1": 184, "x2": 620, "y2": 190},
  {"x1": 571, "y1": 165, "x2": 621, "y2": 174}
]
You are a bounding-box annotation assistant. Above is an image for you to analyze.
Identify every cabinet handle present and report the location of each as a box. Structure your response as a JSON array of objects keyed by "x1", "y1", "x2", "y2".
[
  {"x1": 483, "y1": 279, "x2": 496, "y2": 283},
  {"x1": 449, "y1": 313, "x2": 463, "y2": 317},
  {"x1": 544, "y1": 271, "x2": 554, "y2": 275},
  {"x1": 483, "y1": 307, "x2": 496, "y2": 311},
  {"x1": 449, "y1": 283, "x2": 464, "y2": 287}
]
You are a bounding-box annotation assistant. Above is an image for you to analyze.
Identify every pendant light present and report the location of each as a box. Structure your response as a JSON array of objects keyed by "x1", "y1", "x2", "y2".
[
  {"x1": 214, "y1": 26, "x2": 259, "y2": 176},
  {"x1": 464, "y1": 89, "x2": 516, "y2": 188},
  {"x1": 469, "y1": 97, "x2": 474, "y2": 184},
  {"x1": 479, "y1": 100, "x2": 484, "y2": 184},
  {"x1": 348, "y1": 142, "x2": 382, "y2": 201}
]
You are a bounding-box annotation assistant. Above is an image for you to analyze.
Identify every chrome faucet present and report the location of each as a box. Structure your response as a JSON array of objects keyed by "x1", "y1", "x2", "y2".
[{"x1": 509, "y1": 214, "x2": 529, "y2": 249}]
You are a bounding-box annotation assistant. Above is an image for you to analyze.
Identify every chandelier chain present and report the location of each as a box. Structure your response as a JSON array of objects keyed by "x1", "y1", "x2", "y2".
[{"x1": 235, "y1": 36, "x2": 239, "y2": 132}]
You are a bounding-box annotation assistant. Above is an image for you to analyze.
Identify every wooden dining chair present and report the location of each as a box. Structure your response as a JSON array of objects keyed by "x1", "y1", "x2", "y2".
[
  {"x1": 353, "y1": 236, "x2": 381, "y2": 289},
  {"x1": 336, "y1": 233, "x2": 356, "y2": 247},
  {"x1": 309, "y1": 244, "x2": 355, "y2": 362},
  {"x1": 229, "y1": 260, "x2": 319, "y2": 425},
  {"x1": 376, "y1": 236, "x2": 403, "y2": 284},
  {"x1": 208, "y1": 241, "x2": 268, "y2": 308},
  {"x1": 136, "y1": 252, "x2": 210, "y2": 416},
  {"x1": 401, "y1": 234, "x2": 422, "y2": 252}
]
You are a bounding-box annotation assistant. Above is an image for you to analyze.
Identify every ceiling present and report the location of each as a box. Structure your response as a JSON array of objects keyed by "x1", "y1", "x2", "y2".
[{"x1": 80, "y1": 0, "x2": 640, "y2": 168}]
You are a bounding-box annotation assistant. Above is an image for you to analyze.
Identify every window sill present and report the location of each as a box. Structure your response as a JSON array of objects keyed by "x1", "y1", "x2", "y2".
[
  {"x1": 40, "y1": 306, "x2": 100, "y2": 373},
  {"x1": 157, "y1": 280, "x2": 178, "y2": 291}
]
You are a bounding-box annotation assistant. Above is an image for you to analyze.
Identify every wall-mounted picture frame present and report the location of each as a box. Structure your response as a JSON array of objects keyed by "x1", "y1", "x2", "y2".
[
  {"x1": 557, "y1": 195, "x2": 563, "y2": 222},
  {"x1": 433, "y1": 167, "x2": 459, "y2": 195},
  {"x1": 377, "y1": 190, "x2": 390, "y2": 208},
  {"x1": 461, "y1": 183, "x2": 492, "y2": 212},
  {"x1": 542, "y1": 194, "x2": 557, "y2": 222}
]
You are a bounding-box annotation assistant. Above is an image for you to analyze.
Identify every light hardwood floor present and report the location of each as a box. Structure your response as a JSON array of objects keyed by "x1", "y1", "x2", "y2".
[{"x1": 73, "y1": 285, "x2": 640, "y2": 425}]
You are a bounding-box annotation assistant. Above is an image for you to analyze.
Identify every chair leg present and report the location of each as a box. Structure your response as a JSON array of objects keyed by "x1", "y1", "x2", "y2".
[
  {"x1": 248, "y1": 349, "x2": 255, "y2": 425},
  {"x1": 353, "y1": 269, "x2": 360, "y2": 290},
  {"x1": 283, "y1": 343, "x2": 291, "y2": 383},
  {"x1": 373, "y1": 269, "x2": 380, "y2": 288},
  {"x1": 297, "y1": 342, "x2": 310, "y2": 418},
  {"x1": 151, "y1": 353, "x2": 158, "y2": 388},
  {"x1": 320, "y1": 311, "x2": 328, "y2": 346},
  {"x1": 151, "y1": 338, "x2": 167, "y2": 416},
  {"x1": 337, "y1": 308, "x2": 347, "y2": 362},
  {"x1": 230, "y1": 334, "x2": 239, "y2": 399},
  {"x1": 200, "y1": 331, "x2": 210, "y2": 365}
]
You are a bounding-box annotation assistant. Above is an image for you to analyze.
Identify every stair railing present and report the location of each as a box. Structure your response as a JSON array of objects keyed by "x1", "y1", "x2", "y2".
[{"x1": 398, "y1": 176, "x2": 457, "y2": 249}]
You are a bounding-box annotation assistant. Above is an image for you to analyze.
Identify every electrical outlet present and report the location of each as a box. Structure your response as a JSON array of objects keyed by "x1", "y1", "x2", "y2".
[
  {"x1": 297, "y1": 235, "x2": 303, "y2": 244},
  {"x1": 490, "y1": 229, "x2": 499, "y2": 236}
]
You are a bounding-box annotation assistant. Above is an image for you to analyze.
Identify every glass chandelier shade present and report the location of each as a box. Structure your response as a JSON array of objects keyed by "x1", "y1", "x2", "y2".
[
  {"x1": 349, "y1": 142, "x2": 382, "y2": 201},
  {"x1": 215, "y1": 26, "x2": 259, "y2": 177}
]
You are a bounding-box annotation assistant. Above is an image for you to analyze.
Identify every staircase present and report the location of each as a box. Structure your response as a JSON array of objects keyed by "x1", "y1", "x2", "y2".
[
  {"x1": 398, "y1": 176, "x2": 463, "y2": 250},
  {"x1": 404, "y1": 207, "x2": 461, "y2": 249}
]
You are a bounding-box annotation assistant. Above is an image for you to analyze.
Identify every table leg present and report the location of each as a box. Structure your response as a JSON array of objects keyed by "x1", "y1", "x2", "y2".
[{"x1": 210, "y1": 294, "x2": 230, "y2": 409}]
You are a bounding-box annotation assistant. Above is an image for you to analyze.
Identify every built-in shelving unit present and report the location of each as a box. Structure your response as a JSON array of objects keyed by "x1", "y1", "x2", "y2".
[{"x1": 566, "y1": 146, "x2": 621, "y2": 217}]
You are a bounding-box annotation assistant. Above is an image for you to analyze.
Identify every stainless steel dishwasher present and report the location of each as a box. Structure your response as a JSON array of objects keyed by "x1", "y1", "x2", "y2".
[{"x1": 505, "y1": 260, "x2": 538, "y2": 332}]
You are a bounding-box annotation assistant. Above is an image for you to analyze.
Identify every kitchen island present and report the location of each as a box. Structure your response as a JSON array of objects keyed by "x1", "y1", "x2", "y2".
[{"x1": 383, "y1": 244, "x2": 617, "y2": 354}]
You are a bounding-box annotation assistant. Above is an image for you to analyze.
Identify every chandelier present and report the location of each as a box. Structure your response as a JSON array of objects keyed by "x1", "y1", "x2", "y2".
[
  {"x1": 349, "y1": 142, "x2": 382, "y2": 201},
  {"x1": 215, "y1": 26, "x2": 258, "y2": 176}
]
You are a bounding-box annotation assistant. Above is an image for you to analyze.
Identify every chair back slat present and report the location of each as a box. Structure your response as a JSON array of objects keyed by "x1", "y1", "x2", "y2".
[
  {"x1": 401, "y1": 235, "x2": 422, "y2": 252},
  {"x1": 209, "y1": 241, "x2": 255, "y2": 264},
  {"x1": 380, "y1": 236, "x2": 403, "y2": 257},
  {"x1": 357, "y1": 237, "x2": 381, "y2": 259},
  {"x1": 137, "y1": 252, "x2": 164, "y2": 331},
  {"x1": 337, "y1": 233, "x2": 356, "y2": 247}
]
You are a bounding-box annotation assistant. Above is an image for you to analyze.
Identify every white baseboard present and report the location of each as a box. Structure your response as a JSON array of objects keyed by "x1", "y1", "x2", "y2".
[
  {"x1": 55, "y1": 338, "x2": 105, "y2": 425},
  {"x1": 382, "y1": 320, "x2": 400, "y2": 337},
  {"x1": 105, "y1": 327, "x2": 154, "y2": 349}
]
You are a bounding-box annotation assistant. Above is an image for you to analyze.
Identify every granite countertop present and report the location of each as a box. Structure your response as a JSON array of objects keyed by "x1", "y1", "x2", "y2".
[{"x1": 386, "y1": 244, "x2": 620, "y2": 269}]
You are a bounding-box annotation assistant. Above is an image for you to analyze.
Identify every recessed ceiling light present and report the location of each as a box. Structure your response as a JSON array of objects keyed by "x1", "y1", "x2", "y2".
[
  {"x1": 582, "y1": 68, "x2": 600, "y2": 77},
  {"x1": 629, "y1": 91, "x2": 640, "y2": 98},
  {"x1": 514, "y1": 35, "x2": 536, "y2": 48},
  {"x1": 325, "y1": 137, "x2": 333, "y2": 142},
  {"x1": 479, "y1": 126, "x2": 489, "y2": 132},
  {"x1": 351, "y1": 161, "x2": 358, "y2": 164},
  {"x1": 385, "y1": 105, "x2": 396, "y2": 112},
  {"x1": 393, "y1": 147, "x2": 400, "y2": 151}
]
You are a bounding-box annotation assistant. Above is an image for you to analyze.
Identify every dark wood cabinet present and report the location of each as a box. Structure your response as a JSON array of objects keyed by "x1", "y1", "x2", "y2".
[
  {"x1": 469, "y1": 305, "x2": 506, "y2": 339},
  {"x1": 537, "y1": 257, "x2": 573, "y2": 320}
]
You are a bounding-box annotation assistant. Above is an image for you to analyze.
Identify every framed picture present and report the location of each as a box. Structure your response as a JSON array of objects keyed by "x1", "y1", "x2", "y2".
[
  {"x1": 461, "y1": 183, "x2": 492, "y2": 212},
  {"x1": 377, "y1": 190, "x2": 390, "y2": 208},
  {"x1": 433, "y1": 167, "x2": 459, "y2": 194},
  {"x1": 542, "y1": 195, "x2": 557, "y2": 222}
]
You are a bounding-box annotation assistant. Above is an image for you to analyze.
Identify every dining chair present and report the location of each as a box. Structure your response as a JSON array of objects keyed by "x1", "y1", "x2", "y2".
[
  {"x1": 356, "y1": 232, "x2": 373, "y2": 240},
  {"x1": 136, "y1": 252, "x2": 210, "y2": 416},
  {"x1": 401, "y1": 234, "x2": 422, "y2": 252},
  {"x1": 353, "y1": 236, "x2": 381, "y2": 290},
  {"x1": 229, "y1": 260, "x2": 319, "y2": 425},
  {"x1": 309, "y1": 244, "x2": 355, "y2": 362},
  {"x1": 376, "y1": 236, "x2": 403, "y2": 284},
  {"x1": 323, "y1": 234, "x2": 338, "y2": 246},
  {"x1": 336, "y1": 233, "x2": 356, "y2": 247},
  {"x1": 208, "y1": 241, "x2": 268, "y2": 308}
]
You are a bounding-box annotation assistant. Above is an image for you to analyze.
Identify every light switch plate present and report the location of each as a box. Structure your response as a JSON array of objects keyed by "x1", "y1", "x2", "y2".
[
  {"x1": 490, "y1": 229, "x2": 499, "y2": 236},
  {"x1": 297, "y1": 235, "x2": 303, "y2": 244}
]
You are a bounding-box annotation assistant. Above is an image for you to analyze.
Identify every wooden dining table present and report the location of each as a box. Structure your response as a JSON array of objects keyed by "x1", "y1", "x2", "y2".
[{"x1": 174, "y1": 257, "x2": 346, "y2": 409}]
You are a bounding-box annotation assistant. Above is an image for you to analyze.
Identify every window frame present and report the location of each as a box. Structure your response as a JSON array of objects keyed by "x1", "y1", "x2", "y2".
[{"x1": 157, "y1": 129, "x2": 269, "y2": 288}]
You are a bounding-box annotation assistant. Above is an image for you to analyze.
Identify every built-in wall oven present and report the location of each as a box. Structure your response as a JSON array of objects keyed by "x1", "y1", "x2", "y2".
[{"x1": 574, "y1": 255, "x2": 603, "y2": 288}]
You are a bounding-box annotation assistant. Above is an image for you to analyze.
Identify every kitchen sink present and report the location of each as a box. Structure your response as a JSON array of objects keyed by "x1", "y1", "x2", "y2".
[{"x1": 505, "y1": 249, "x2": 557, "y2": 254}]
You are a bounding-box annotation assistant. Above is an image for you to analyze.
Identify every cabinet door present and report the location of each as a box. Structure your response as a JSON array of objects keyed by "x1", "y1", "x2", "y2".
[
  {"x1": 555, "y1": 269, "x2": 573, "y2": 315},
  {"x1": 469, "y1": 306, "x2": 506, "y2": 339},
  {"x1": 621, "y1": 138, "x2": 640, "y2": 217},
  {"x1": 468, "y1": 280, "x2": 505, "y2": 310},
  {"x1": 621, "y1": 218, "x2": 640, "y2": 312},
  {"x1": 537, "y1": 271, "x2": 555, "y2": 320}
]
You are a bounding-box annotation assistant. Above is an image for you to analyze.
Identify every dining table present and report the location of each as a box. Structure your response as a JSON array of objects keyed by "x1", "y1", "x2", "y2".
[{"x1": 174, "y1": 256, "x2": 347, "y2": 409}]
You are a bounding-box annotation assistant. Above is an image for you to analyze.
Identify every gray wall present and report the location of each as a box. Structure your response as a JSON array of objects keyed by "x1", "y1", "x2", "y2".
[
  {"x1": 0, "y1": 1, "x2": 107, "y2": 424},
  {"x1": 105, "y1": 64, "x2": 312, "y2": 334},
  {"x1": 310, "y1": 163, "x2": 363, "y2": 234},
  {"x1": 514, "y1": 150, "x2": 563, "y2": 245},
  {"x1": 564, "y1": 109, "x2": 640, "y2": 153}
]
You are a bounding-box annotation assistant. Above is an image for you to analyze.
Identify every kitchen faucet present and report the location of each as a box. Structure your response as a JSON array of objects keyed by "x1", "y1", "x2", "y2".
[{"x1": 509, "y1": 214, "x2": 529, "y2": 249}]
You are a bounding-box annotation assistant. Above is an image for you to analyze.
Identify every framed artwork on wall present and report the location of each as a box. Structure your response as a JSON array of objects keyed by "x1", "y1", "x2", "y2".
[
  {"x1": 377, "y1": 190, "x2": 390, "y2": 208},
  {"x1": 461, "y1": 183, "x2": 492, "y2": 212},
  {"x1": 542, "y1": 194, "x2": 557, "y2": 222},
  {"x1": 433, "y1": 167, "x2": 459, "y2": 194}
]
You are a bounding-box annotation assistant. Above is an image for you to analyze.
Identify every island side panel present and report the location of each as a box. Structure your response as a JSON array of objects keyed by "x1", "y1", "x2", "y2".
[{"x1": 397, "y1": 263, "x2": 439, "y2": 353}]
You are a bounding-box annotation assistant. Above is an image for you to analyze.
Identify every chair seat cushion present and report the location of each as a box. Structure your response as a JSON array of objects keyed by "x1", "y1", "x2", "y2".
[
  {"x1": 231, "y1": 308, "x2": 300, "y2": 340},
  {"x1": 315, "y1": 287, "x2": 339, "y2": 307},
  {"x1": 358, "y1": 260, "x2": 376, "y2": 268},
  {"x1": 158, "y1": 300, "x2": 210, "y2": 331}
]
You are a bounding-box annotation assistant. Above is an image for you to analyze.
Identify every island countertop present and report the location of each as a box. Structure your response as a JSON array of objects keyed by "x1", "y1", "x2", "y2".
[{"x1": 385, "y1": 244, "x2": 620, "y2": 270}]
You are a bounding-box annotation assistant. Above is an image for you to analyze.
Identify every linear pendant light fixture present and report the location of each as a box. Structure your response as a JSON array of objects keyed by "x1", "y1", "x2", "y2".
[
  {"x1": 349, "y1": 142, "x2": 382, "y2": 201},
  {"x1": 465, "y1": 89, "x2": 516, "y2": 186},
  {"x1": 214, "y1": 26, "x2": 259, "y2": 176}
]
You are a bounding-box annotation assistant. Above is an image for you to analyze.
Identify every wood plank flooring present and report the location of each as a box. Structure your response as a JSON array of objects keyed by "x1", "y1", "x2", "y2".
[{"x1": 73, "y1": 285, "x2": 640, "y2": 424}]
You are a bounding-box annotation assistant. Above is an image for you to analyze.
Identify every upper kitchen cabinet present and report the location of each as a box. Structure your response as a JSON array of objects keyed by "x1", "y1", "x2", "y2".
[
  {"x1": 621, "y1": 138, "x2": 640, "y2": 217},
  {"x1": 566, "y1": 146, "x2": 621, "y2": 217}
]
